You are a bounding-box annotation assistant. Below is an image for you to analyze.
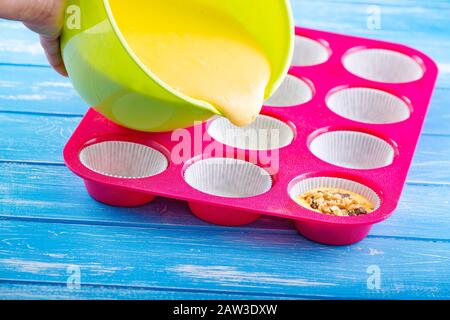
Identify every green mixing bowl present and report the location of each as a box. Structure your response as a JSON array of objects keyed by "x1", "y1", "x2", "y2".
[{"x1": 61, "y1": 0, "x2": 294, "y2": 132}]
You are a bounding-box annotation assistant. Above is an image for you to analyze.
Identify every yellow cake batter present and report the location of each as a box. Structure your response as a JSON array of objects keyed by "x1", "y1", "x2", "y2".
[
  {"x1": 297, "y1": 188, "x2": 374, "y2": 217},
  {"x1": 109, "y1": 0, "x2": 271, "y2": 126}
]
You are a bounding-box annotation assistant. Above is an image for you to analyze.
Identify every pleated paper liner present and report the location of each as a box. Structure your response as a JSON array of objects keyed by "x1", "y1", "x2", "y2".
[
  {"x1": 309, "y1": 130, "x2": 396, "y2": 170},
  {"x1": 79, "y1": 140, "x2": 169, "y2": 207},
  {"x1": 343, "y1": 48, "x2": 425, "y2": 84},
  {"x1": 289, "y1": 176, "x2": 381, "y2": 210},
  {"x1": 288, "y1": 176, "x2": 381, "y2": 245},
  {"x1": 184, "y1": 157, "x2": 273, "y2": 226},
  {"x1": 79, "y1": 141, "x2": 168, "y2": 179},
  {"x1": 291, "y1": 35, "x2": 331, "y2": 67},
  {"x1": 327, "y1": 87, "x2": 411, "y2": 124},
  {"x1": 264, "y1": 74, "x2": 314, "y2": 107},
  {"x1": 207, "y1": 114, "x2": 295, "y2": 151}
]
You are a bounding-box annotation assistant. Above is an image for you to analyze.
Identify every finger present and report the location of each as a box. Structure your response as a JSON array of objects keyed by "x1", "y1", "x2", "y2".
[
  {"x1": 0, "y1": 0, "x2": 35, "y2": 21},
  {"x1": 0, "y1": 0, "x2": 52, "y2": 24},
  {"x1": 40, "y1": 35, "x2": 68, "y2": 77}
]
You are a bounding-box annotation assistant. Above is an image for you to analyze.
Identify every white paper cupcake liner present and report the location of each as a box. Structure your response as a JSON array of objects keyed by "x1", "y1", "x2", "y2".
[
  {"x1": 265, "y1": 74, "x2": 313, "y2": 107},
  {"x1": 184, "y1": 158, "x2": 272, "y2": 198},
  {"x1": 309, "y1": 131, "x2": 395, "y2": 169},
  {"x1": 291, "y1": 36, "x2": 330, "y2": 67},
  {"x1": 207, "y1": 115, "x2": 295, "y2": 151},
  {"x1": 343, "y1": 48, "x2": 424, "y2": 83},
  {"x1": 289, "y1": 176, "x2": 381, "y2": 211},
  {"x1": 79, "y1": 141, "x2": 168, "y2": 179},
  {"x1": 327, "y1": 87, "x2": 411, "y2": 124}
]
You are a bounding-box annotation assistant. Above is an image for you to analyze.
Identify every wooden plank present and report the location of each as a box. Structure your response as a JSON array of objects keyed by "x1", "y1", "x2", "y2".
[
  {"x1": 0, "y1": 65, "x2": 87, "y2": 115},
  {"x1": 0, "y1": 112, "x2": 78, "y2": 163},
  {"x1": 0, "y1": 281, "x2": 286, "y2": 300},
  {"x1": 407, "y1": 134, "x2": 450, "y2": 184},
  {"x1": 0, "y1": 68, "x2": 449, "y2": 136},
  {"x1": 1, "y1": 2, "x2": 450, "y2": 68},
  {"x1": 0, "y1": 66, "x2": 449, "y2": 134},
  {"x1": 0, "y1": 162, "x2": 315, "y2": 232},
  {"x1": 0, "y1": 162, "x2": 449, "y2": 241},
  {"x1": 292, "y1": 0, "x2": 450, "y2": 38},
  {"x1": 423, "y1": 89, "x2": 450, "y2": 134},
  {"x1": 302, "y1": 0, "x2": 450, "y2": 9},
  {"x1": 291, "y1": 1, "x2": 450, "y2": 80},
  {"x1": 1, "y1": 112, "x2": 449, "y2": 183},
  {"x1": 0, "y1": 219, "x2": 449, "y2": 299},
  {"x1": 0, "y1": 21, "x2": 47, "y2": 66}
]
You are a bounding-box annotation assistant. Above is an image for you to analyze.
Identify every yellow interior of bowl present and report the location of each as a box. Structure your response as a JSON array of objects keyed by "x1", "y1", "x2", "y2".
[{"x1": 104, "y1": 0, "x2": 294, "y2": 125}]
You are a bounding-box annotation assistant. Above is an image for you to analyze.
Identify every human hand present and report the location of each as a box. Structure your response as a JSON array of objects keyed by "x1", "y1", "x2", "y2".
[{"x1": 0, "y1": 0, "x2": 67, "y2": 76}]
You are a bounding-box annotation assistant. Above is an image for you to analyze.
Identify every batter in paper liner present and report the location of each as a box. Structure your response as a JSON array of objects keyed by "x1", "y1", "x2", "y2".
[{"x1": 297, "y1": 188, "x2": 374, "y2": 217}]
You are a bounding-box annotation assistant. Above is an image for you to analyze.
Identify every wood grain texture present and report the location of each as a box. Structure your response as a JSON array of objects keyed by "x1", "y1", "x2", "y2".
[
  {"x1": 0, "y1": 65, "x2": 87, "y2": 115},
  {"x1": 0, "y1": 220, "x2": 449, "y2": 299},
  {"x1": 1, "y1": 112, "x2": 449, "y2": 183},
  {"x1": 0, "y1": 0, "x2": 449, "y2": 299},
  {"x1": 0, "y1": 66, "x2": 449, "y2": 135},
  {"x1": 0, "y1": 162, "x2": 449, "y2": 240},
  {"x1": 0, "y1": 281, "x2": 288, "y2": 300},
  {"x1": 1, "y1": 1, "x2": 449, "y2": 66}
]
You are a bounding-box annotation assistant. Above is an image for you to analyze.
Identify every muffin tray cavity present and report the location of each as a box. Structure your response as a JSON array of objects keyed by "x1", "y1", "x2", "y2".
[{"x1": 64, "y1": 27, "x2": 438, "y2": 245}]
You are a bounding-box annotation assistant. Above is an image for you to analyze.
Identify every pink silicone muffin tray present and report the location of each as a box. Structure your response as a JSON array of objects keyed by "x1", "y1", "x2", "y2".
[{"x1": 64, "y1": 27, "x2": 438, "y2": 245}]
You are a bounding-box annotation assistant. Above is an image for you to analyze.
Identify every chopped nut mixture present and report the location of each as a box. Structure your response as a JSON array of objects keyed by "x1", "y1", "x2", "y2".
[{"x1": 297, "y1": 188, "x2": 374, "y2": 217}]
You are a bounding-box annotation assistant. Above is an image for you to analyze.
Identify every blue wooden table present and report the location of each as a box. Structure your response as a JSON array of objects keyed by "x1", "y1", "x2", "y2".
[{"x1": 1, "y1": 0, "x2": 450, "y2": 300}]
